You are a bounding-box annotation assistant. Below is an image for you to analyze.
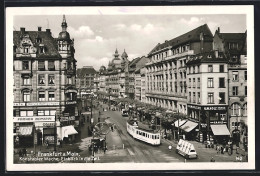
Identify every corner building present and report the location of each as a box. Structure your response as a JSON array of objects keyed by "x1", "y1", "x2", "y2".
[
  {"x1": 186, "y1": 51, "x2": 229, "y2": 142},
  {"x1": 145, "y1": 24, "x2": 213, "y2": 114},
  {"x1": 13, "y1": 15, "x2": 78, "y2": 147}
]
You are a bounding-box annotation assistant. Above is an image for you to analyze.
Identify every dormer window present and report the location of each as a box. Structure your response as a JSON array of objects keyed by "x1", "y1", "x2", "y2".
[
  {"x1": 207, "y1": 54, "x2": 212, "y2": 58},
  {"x1": 39, "y1": 44, "x2": 45, "y2": 54},
  {"x1": 36, "y1": 38, "x2": 42, "y2": 43},
  {"x1": 24, "y1": 47, "x2": 29, "y2": 53}
]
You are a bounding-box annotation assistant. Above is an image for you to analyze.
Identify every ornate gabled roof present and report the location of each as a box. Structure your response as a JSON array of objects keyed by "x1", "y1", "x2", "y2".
[
  {"x1": 13, "y1": 30, "x2": 61, "y2": 58},
  {"x1": 76, "y1": 66, "x2": 97, "y2": 78}
]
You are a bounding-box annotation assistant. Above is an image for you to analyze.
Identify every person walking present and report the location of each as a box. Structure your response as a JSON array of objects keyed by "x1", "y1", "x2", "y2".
[
  {"x1": 168, "y1": 145, "x2": 172, "y2": 152},
  {"x1": 210, "y1": 157, "x2": 215, "y2": 162}
]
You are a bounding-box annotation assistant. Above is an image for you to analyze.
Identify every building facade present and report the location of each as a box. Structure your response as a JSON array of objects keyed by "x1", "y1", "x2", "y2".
[
  {"x1": 13, "y1": 15, "x2": 78, "y2": 147},
  {"x1": 76, "y1": 66, "x2": 97, "y2": 97},
  {"x1": 145, "y1": 24, "x2": 213, "y2": 114},
  {"x1": 213, "y1": 28, "x2": 247, "y2": 146},
  {"x1": 105, "y1": 49, "x2": 129, "y2": 100},
  {"x1": 186, "y1": 51, "x2": 229, "y2": 142}
]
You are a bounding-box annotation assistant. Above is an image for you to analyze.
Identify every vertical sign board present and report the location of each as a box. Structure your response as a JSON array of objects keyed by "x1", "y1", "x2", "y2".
[{"x1": 34, "y1": 132, "x2": 37, "y2": 145}]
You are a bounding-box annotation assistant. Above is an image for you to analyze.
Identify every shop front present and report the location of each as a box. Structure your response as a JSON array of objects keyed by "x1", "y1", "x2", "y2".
[{"x1": 202, "y1": 105, "x2": 229, "y2": 144}]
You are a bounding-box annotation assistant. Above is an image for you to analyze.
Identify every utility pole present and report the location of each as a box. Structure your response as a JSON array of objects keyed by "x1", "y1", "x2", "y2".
[
  {"x1": 178, "y1": 110, "x2": 180, "y2": 141},
  {"x1": 92, "y1": 128, "x2": 95, "y2": 163}
]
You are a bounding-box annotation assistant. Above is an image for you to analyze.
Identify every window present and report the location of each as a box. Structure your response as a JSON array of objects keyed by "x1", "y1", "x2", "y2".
[
  {"x1": 39, "y1": 47, "x2": 45, "y2": 53},
  {"x1": 67, "y1": 77, "x2": 72, "y2": 85},
  {"x1": 220, "y1": 65, "x2": 224, "y2": 72},
  {"x1": 23, "y1": 77, "x2": 30, "y2": 85},
  {"x1": 23, "y1": 91, "x2": 30, "y2": 102},
  {"x1": 232, "y1": 71, "x2": 239, "y2": 81},
  {"x1": 38, "y1": 75, "x2": 45, "y2": 85},
  {"x1": 245, "y1": 86, "x2": 247, "y2": 96},
  {"x1": 39, "y1": 91, "x2": 45, "y2": 101},
  {"x1": 20, "y1": 110, "x2": 33, "y2": 117},
  {"x1": 219, "y1": 78, "x2": 225, "y2": 88},
  {"x1": 197, "y1": 92, "x2": 200, "y2": 104},
  {"x1": 232, "y1": 86, "x2": 238, "y2": 96},
  {"x1": 38, "y1": 60, "x2": 45, "y2": 71},
  {"x1": 244, "y1": 71, "x2": 247, "y2": 81},
  {"x1": 48, "y1": 75, "x2": 55, "y2": 85},
  {"x1": 231, "y1": 103, "x2": 241, "y2": 116},
  {"x1": 48, "y1": 61, "x2": 55, "y2": 71},
  {"x1": 208, "y1": 65, "x2": 213, "y2": 72},
  {"x1": 197, "y1": 78, "x2": 200, "y2": 88},
  {"x1": 189, "y1": 78, "x2": 191, "y2": 88},
  {"x1": 22, "y1": 61, "x2": 29, "y2": 70},
  {"x1": 207, "y1": 78, "x2": 214, "y2": 88},
  {"x1": 219, "y1": 92, "x2": 225, "y2": 104},
  {"x1": 193, "y1": 78, "x2": 196, "y2": 88},
  {"x1": 38, "y1": 110, "x2": 56, "y2": 116},
  {"x1": 208, "y1": 93, "x2": 214, "y2": 104},
  {"x1": 193, "y1": 92, "x2": 196, "y2": 103},
  {"x1": 197, "y1": 66, "x2": 200, "y2": 73},
  {"x1": 48, "y1": 91, "x2": 55, "y2": 101},
  {"x1": 243, "y1": 103, "x2": 247, "y2": 116},
  {"x1": 189, "y1": 92, "x2": 191, "y2": 102},
  {"x1": 193, "y1": 66, "x2": 195, "y2": 74}
]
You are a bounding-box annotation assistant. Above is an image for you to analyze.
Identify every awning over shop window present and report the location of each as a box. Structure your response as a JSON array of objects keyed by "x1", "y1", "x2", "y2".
[
  {"x1": 65, "y1": 89, "x2": 78, "y2": 94},
  {"x1": 62, "y1": 125, "x2": 78, "y2": 138},
  {"x1": 18, "y1": 126, "x2": 33, "y2": 136},
  {"x1": 211, "y1": 124, "x2": 230, "y2": 136},
  {"x1": 180, "y1": 120, "x2": 198, "y2": 132},
  {"x1": 172, "y1": 119, "x2": 187, "y2": 127}
]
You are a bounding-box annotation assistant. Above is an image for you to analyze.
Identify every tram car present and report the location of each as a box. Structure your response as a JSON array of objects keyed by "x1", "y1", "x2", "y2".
[{"x1": 126, "y1": 120, "x2": 161, "y2": 145}]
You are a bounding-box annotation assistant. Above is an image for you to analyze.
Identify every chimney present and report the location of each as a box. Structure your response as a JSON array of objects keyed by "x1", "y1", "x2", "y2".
[
  {"x1": 200, "y1": 32, "x2": 204, "y2": 53},
  {"x1": 38, "y1": 26, "x2": 42, "y2": 31},
  {"x1": 217, "y1": 27, "x2": 220, "y2": 33},
  {"x1": 20, "y1": 27, "x2": 25, "y2": 34},
  {"x1": 46, "y1": 29, "x2": 51, "y2": 35}
]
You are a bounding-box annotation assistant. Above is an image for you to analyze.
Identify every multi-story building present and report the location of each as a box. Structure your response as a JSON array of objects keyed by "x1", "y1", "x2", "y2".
[
  {"x1": 128, "y1": 56, "x2": 150, "y2": 99},
  {"x1": 13, "y1": 15, "x2": 78, "y2": 147},
  {"x1": 97, "y1": 66, "x2": 107, "y2": 100},
  {"x1": 145, "y1": 24, "x2": 213, "y2": 114},
  {"x1": 186, "y1": 51, "x2": 229, "y2": 142},
  {"x1": 135, "y1": 68, "x2": 141, "y2": 101},
  {"x1": 93, "y1": 71, "x2": 100, "y2": 94},
  {"x1": 213, "y1": 28, "x2": 247, "y2": 146},
  {"x1": 106, "y1": 49, "x2": 129, "y2": 100},
  {"x1": 76, "y1": 66, "x2": 97, "y2": 97},
  {"x1": 140, "y1": 67, "x2": 147, "y2": 103}
]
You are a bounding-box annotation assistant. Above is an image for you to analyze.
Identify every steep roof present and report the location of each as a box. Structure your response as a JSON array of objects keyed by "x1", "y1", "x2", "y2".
[
  {"x1": 76, "y1": 66, "x2": 97, "y2": 78},
  {"x1": 13, "y1": 30, "x2": 61, "y2": 58},
  {"x1": 186, "y1": 51, "x2": 228, "y2": 65},
  {"x1": 148, "y1": 24, "x2": 213, "y2": 55}
]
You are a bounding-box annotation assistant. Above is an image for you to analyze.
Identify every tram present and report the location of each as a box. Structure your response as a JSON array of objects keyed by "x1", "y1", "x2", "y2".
[{"x1": 126, "y1": 120, "x2": 161, "y2": 145}]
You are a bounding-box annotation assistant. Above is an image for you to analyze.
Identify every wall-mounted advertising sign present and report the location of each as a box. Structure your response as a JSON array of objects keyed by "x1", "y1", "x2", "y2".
[
  {"x1": 60, "y1": 116, "x2": 75, "y2": 122},
  {"x1": 13, "y1": 102, "x2": 59, "y2": 107},
  {"x1": 13, "y1": 116, "x2": 55, "y2": 122},
  {"x1": 203, "y1": 106, "x2": 227, "y2": 111},
  {"x1": 66, "y1": 101, "x2": 77, "y2": 105}
]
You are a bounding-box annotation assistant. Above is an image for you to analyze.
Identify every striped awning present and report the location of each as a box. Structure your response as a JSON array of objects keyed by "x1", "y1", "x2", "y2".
[
  {"x1": 172, "y1": 119, "x2": 187, "y2": 127},
  {"x1": 180, "y1": 120, "x2": 198, "y2": 132},
  {"x1": 211, "y1": 124, "x2": 230, "y2": 136},
  {"x1": 18, "y1": 126, "x2": 33, "y2": 136}
]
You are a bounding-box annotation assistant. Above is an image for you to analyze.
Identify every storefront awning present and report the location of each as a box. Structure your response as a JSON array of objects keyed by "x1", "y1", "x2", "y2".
[
  {"x1": 172, "y1": 119, "x2": 187, "y2": 127},
  {"x1": 211, "y1": 124, "x2": 230, "y2": 136},
  {"x1": 180, "y1": 120, "x2": 198, "y2": 132},
  {"x1": 18, "y1": 126, "x2": 33, "y2": 136},
  {"x1": 62, "y1": 125, "x2": 78, "y2": 138}
]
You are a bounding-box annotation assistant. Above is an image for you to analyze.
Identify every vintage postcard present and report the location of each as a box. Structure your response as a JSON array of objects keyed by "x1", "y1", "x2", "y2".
[{"x1": 6, "y1": 6, "x2": 255, "y2": 171}]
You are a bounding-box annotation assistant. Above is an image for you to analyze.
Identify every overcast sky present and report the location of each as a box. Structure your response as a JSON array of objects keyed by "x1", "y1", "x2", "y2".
[{"x1": 14, "y1": 14, "x2": 246, "y2": 70}]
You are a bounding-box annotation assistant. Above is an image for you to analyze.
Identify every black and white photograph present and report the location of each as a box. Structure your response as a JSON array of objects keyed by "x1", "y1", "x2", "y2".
[{"x1": 6, "y1": 6, "x2": 255, "y2": 171}]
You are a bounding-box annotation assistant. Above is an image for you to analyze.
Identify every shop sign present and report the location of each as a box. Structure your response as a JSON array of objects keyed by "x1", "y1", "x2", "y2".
[
  {"x1": 203, "y1": 106, "x2": 227, "y2": 111},
  {"x1": 187, "y1": 104, "x2": 201, "y2": 110},
  {"x1": 34, "y1": 132, "x2": 37, "y2": 145},
  {"x1": 60, "y1": 116, "x2": 75, "y2": 122},
  {"x1": 13, "y1": 116, "x2": 55, "y2": 122},
  {"x1": 13, "y1": 103, "x2": 26, "y2": 106},
  {"x1": 43, "y1": 122, "x2": 55, "y2": 127},
  {"x1": 26, "y1": 102, "x2": 59, "y2": 106},
  {"x1": 201, "y1": 123, "x2": 207, "y2": 128},
  {"x1": 210, "y1": 121, "x2": 227, "y2": 124},
  {"x1": 66, "y1": 101, "x2": 77, "y2": 105}
]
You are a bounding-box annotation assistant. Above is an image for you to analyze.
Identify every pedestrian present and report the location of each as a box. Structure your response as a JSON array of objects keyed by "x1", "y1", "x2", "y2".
[
  {"x1": 217, "y1": 146, "x2": 220, "y2": 154},
  {"x1": 168, "y1": 145, "x2": 172, "y2": 152},
  {"x1": 46, "y1": 140, "x2": 49, "y2": 149},
  {"x1": 22, "y1": 148, "x2": 27, "y2": 156},
  {"x1": 60, "y1": 139, "x2": 63, "y2": 148},
  {"x1": 210, "y1": 157, "x2": 215, "y2": 162},
  {"x1": 221, "y1": 146, "x2": 224, "y2": 154}
]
